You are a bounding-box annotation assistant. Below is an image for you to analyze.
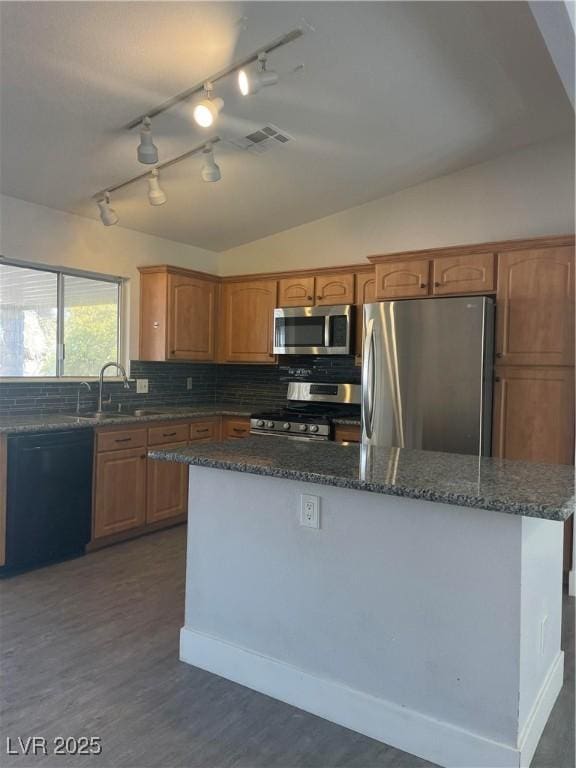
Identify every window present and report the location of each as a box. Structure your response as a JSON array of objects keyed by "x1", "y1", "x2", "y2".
[{"x1": 0, "y1": 261, "x2": 123, "y2": 378}]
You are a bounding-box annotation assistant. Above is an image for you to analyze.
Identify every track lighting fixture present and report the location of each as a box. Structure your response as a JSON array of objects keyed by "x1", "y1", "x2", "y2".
[
  {"x1": 97, "y1": 193, "x2": 119, "y2": 226},
  {"x1": 137, "y1": 117, "x2": 159, "y2": 165},
  {"x1": 238, "y1": 53, "x2": 279, "y2": 96},
  {"x1": 201, "y1": 143, "x2": 221, "y2": 182},
  {"x1": 147, "y1": 168, "x2": 167, "y2": 206},
  {"x1": 193, "y1": 83, "x2": 224, "y2": 128}
]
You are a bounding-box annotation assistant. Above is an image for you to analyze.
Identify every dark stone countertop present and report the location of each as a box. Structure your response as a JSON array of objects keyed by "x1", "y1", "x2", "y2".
[
  {"x1": 0, "y1": 404, "x2": 261, "y2": 434},
  {"x1": 148, "y1": 437, "x2": 575, "y2": 521}
]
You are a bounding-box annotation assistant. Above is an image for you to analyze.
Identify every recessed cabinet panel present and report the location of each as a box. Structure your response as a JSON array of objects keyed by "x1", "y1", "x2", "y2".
[
  {"x1": 492, "y1": 366, "x2": 574, "y2": 464},
  {"x1": 315, "y1": 273, "x2": 355, "y2": 306},
  {"x1": 496, "y1": 247, "x2": 575, "y2": 366},
  {"x1": 168, "y1": 275, "x2": 216, "y2": 360},
  {"x1": 94, "y1": 448, "x2": 147, "y2": 538},
  {"x1": 375, "y1": 259, "x2": 430, "y2": 299},
  {"x1": 220, "y1": 280, "x2": 277, "y2": 363},
  {"x1": 278, "y1": 277, "x2": 315, "y2": 307},
  {"x1": 432, "y1": 253, "x2": 495, "y2": 295}
]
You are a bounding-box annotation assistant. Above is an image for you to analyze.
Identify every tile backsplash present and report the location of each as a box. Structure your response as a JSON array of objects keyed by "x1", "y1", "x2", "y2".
[{"x1": 0, "y1": 356, "x2": 360, "y2": 415}]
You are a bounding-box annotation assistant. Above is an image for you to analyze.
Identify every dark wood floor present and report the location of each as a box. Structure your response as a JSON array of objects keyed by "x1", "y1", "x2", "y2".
[{"x1": 1, "y1": 525, "x2": 574, "y2": 768}]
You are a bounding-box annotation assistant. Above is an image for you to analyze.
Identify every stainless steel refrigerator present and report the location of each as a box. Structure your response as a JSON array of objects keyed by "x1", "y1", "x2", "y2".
[{"x1": 361, "y1": 296, "x2": 494, "y2": 456}]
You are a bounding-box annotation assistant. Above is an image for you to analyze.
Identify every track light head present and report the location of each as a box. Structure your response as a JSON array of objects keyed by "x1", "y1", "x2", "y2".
[
  {"x1": 193, "y1": 83, "x2": 224, "y2": 128},
  {"x1": 97, "y1": 193, "x2": 119, "y2": 226},
  {"x1": 147, "y1": 168, "x2": 167, "y2": 206},
  {"x1": 238, "y1": 53, "x2": 279, "y2": 96},
  {"x1": 137, "y1": 117, "x2": 159, "y2": 164},
  {"x1": 201, "y1": 143, "x2": 221, "y2": 182}
]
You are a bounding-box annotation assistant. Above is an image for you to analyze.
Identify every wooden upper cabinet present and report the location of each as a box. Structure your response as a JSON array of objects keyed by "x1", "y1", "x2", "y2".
[
  {"x1": 168, "y1": 274, "x2": 216, "y2": 360},
  {"x1": 219, "y1": 279, "x2": 277, "y2": 363},
  {"x1": 432, "y1": 253, "x2": 495, "y2": 295},
  {"x1": 375, "y1": 259, "x2": 430, "y2": 299},
  {"x1": 315, "y1": 273, "x2": 355, "y2": 305},
  {"x1": 139, "y1": 266, "x2": 217, "y2": 362},
  {"x1": 496, "y1": 247, "x2": 575, "y2": 366},
  {"x1": 492, "y1": 366, "x2": 574, "y2": 464},
  {"x1": 278, "y1": 276, "x2": 315, "y2": 307}
]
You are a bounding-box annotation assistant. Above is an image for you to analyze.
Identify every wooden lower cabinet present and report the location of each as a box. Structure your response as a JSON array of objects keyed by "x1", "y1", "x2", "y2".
[
  {"x1": 146, "y1": 441, "x2": 188, "y2": 524},
  {"x1": 492, "y1": 366, "x2": 574, "y2": 464},
  {"x1": 93, "y1": 447, "x2": 147, "y2": 538}
]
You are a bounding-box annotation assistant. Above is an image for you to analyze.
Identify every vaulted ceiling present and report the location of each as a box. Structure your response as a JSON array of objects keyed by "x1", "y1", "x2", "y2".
[{"x1": 0, "y1": 1, "x2": 573, "y2": 251}]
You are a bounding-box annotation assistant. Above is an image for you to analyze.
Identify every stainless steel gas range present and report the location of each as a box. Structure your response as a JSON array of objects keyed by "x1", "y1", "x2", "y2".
[{"x1": 250, "y1": 382, "x2": 361, "y2": 441}]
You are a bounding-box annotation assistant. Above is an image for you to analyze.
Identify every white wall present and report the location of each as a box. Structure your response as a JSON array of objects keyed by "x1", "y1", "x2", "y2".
[
  {"x1": 0, "y1": 195, "x2": 218, "y2": 360},
  {"x1": 218, "y1": 136, "x2": 575, "y2": 275}
]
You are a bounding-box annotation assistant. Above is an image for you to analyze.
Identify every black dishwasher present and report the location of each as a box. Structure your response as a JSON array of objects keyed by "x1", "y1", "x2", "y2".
[{"x1": 2, "y1": 429, "x2": 93, "y2": 576}]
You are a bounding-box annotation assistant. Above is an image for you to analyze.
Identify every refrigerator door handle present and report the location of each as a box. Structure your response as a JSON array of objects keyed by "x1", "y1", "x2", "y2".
[{"x1": 362, "y1": 318, "x2": 375, "y2": 440}]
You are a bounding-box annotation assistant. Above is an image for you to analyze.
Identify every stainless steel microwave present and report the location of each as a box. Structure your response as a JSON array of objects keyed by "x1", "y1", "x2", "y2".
[{"x1": 273, "y1": 305, "x2": 353, "y2": 355}]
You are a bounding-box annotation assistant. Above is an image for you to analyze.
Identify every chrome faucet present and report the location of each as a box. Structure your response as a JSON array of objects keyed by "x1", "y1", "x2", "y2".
[
  {"x1": 97, "y1": 362, "x2": 130, "y2": 414},
  {"x1": 76, "y1": 381, "x2": 92, "y2": 414}
]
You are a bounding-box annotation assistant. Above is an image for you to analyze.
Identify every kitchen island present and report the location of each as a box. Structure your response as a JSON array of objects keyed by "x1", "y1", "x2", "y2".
[{"x1": 150, "y1": 438, "x2": 575, "y2": 768}]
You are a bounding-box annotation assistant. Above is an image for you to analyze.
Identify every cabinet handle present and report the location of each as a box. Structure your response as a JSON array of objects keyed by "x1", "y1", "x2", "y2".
[
  {"x1": 233, "y1": 427, "x2": 246, "y2": 433},
  {"x1": 163, "y1": 432, "x2": 177, "y2": 437},
  {"x1": 494, "y1": 377, "x2": 501, "y2": 383},
  {"x1": 495, "y1": 352, "x2": 502, "y2": 358},
  {"x1": 115, "y1": 437, "x2": 132, "y2": 443},
  {"x1": 420, "y1": 283, "x2": 427, "y2": 289},
  {"x1": 434, "y1": 282, "x2": 440, "y2": 287},
  {"x1": 196, "y1": 428, "x2": 210, "y2": 434},
  {"x1": 308, "y1": 295, "x2": 313, "y2": 300},
  {"x1": 170, "y1": 350, "x2": 175, "y2": 355},
  {"x1": 140, "y1": 454, "x2": 146, "y2": 459}
]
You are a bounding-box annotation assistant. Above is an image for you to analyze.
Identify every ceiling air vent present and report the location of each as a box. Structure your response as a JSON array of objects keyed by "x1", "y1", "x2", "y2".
[{"x1": 227, "y1": 124, "x2": 293, "y2": 154}]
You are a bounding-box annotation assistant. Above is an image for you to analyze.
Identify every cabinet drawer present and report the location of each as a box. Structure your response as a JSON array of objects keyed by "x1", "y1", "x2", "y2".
[
  {"x1": 148, "y1": 422, "x2": 189, "y2": 446},
  {"x1": 334, "y1": 424, "x2": 361, "y2": 443},
  {"x1": 223, "y1": 417, "x2": 251, "y2": 439},
  {"x1": 190, "y1": 420, "x2": 218, "y2": 442},
  {"x1": 97, "y1": 428, "x2": 147, "y2": 453}
]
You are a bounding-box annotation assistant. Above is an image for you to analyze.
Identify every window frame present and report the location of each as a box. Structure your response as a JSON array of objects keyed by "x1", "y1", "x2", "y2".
[{"x1": 0, "y1": 258, "x2": 127, "y2": 381}]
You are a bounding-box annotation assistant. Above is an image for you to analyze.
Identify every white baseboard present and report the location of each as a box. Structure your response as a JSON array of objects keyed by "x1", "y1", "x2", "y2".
[
  {"x1": 518, "y1": 651, "x2": 564, "y2": 767},
  {"x1": 181, "y1": 626, "x2": 525, "y2": 768},
  {"x1": 569, "y1": 569, "x2": 575, "y2": 597}
]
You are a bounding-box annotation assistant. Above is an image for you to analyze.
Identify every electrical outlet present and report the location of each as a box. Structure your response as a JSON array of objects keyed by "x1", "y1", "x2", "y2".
[
  {"x1": 136, "y1": 379, "x2": 149, "y2": 394},
  {"x1": 186, "y1": 377, "x2": 193, "y2": 391},
  {"x1": 300, "y1": 494, "x2": 320, "y2": 528}
]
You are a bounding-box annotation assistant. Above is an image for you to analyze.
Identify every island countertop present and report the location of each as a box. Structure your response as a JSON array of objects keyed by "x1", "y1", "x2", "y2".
[{"x1": 149, "y1": 437, "x2": 575, "y2": 521}]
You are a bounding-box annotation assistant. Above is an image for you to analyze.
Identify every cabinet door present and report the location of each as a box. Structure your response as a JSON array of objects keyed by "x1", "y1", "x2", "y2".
[
  {"x1": 278, "y1": 276, "x2": 315, "y2": 307},
  {"x1": 375, "y1": 259, "x2": 430, "y2": 299},
  {"x1": 94, "y1": 448, "x2": 147, "y2": 538},
  {"x1": 146, "y1": 442, "x2": 188, "y2": 524},
  {"x1": 168, "y1": 274, "x2": 216, "y2": 361},
  {"x1": 492, "y1": 366, "x2": 574, "y2": 464},
  {"x1": 432, "y1": 253, "x2": 494, "y2": 295},
  {"x1": 496, "y1": 247, "x2": 574, "y2": 366},
  {"x1": 334, "y1": 424, "x2": 361, "y2": 443},
  {"x1": 315, "y1": 273, "x2": 355, "y2": 306},
  {"x1": 354, "y1": 272, "x2": 376, "y2": 364},
  {"x1": 221, "y1": 280, "x2": 277, "y2": 363}
]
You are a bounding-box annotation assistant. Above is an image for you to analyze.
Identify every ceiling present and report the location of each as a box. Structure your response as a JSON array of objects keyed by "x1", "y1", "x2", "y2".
[{"x1": 0, "y1": 1, "x2": 573, "y2": 252}]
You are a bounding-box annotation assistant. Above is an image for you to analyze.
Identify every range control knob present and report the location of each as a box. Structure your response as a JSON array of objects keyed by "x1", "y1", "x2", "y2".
[
  {"x1": 265, "y1": 421, "x2": 275, "y2": 429},
  {"x1": 283, "y1": 422, "x2": 291, "y2": 431},
  {"x1": 298, "y1": 424, "x2": 308, "y2": 432},
  {"x1": 309, "y1": 424, "x2": 319, "y2": 433},
  {"x1": 256, "y1": 419, "x2": 265, "y2": 428}
]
